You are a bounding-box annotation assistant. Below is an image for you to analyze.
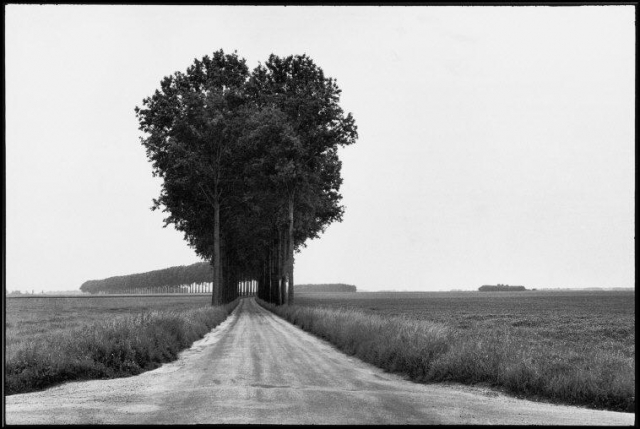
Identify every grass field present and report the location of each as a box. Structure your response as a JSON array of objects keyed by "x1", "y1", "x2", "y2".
[
  {"x1": 262, "y1": 290, "x2": 635, "y2": 412},
  {"x1": 6, "y1": 291, "x2": 634, "y2": 411},
  {"x1": 6, "y1": 295, "x2": 234, "y2": 395},
  {"x1": 6, "y1": 295, "x2": 213, "y2": 349}
]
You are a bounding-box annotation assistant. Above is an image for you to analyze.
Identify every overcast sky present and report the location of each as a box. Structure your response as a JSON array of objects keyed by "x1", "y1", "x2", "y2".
[{"x1": 5, "y1": 5, "x2": 635, "y2": 293}]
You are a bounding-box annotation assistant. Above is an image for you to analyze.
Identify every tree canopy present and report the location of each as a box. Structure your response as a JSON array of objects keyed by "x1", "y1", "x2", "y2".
[{"x1": 135, "y1": 49, "x2": 357, "y2": 305}]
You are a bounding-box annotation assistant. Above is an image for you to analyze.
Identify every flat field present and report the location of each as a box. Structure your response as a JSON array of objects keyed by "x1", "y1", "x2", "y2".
[
  {"x1": 6, "y1": 295, "x2": 212, "y2": 354},
  {"x1": 284, "y1": 290, "x2": 634, "y2": 411},
  {"x1": 5, "y1": 294, "x2": 226, "y2": 394},
  {"x1": 294, "y1": 290, "x2": 634, "y2": 355}
]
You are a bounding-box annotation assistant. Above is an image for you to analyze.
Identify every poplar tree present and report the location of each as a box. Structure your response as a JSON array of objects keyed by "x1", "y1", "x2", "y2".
[
  {"x1": 135, "y1": 51, "x2": 357, "y2": 306},
  {"x1": 247, "y1": 54, "x2": 358, "y2": 304},
  {"x1": 135, "y1": 50, "x2": 249, "y2": 305}
]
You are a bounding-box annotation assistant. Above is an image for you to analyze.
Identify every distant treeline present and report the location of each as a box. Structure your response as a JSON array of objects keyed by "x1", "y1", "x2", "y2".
[
  {"x1": 295, "y1": 284, "x2": 356, "y2": 293},
  {"x1": 80, "y1": 262, "x2": 213, "y2": 294},
  {"x1": 479, "y1": 284, "x2": 527, "y2": 292}
]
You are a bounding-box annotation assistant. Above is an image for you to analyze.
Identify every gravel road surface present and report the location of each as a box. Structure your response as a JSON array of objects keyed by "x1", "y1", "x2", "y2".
[{"x1": 5, "y1": 298, "x2": 635, "y2": 425}]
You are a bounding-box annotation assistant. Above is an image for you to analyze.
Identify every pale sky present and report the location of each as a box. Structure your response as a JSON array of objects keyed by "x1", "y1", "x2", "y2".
[{"x1": 5, "y1": 5, "x2": 635, "y2": 293}]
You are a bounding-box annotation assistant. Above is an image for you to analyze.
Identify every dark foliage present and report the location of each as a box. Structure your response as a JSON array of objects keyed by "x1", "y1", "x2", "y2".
[
  {"x1": 295, "y1": 284, "x2": 357, "y2": 293},
  {"x1": 135, "y1": 50, "x2": 357, "y2": 306},
  {"x1": 479, "y1": 285, "x2": 527, "y2": 291},
  {"x1": 80, "y1": 262, "x2": 212, "y2": 294}
]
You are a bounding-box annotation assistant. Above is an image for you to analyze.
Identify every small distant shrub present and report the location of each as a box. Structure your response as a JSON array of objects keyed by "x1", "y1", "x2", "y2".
[{"x1": 5, "y1": 300, "x2": 238, "y2": 395}]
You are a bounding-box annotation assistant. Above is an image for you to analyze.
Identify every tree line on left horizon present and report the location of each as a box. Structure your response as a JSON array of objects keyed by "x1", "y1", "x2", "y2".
[
  {"x1": 134, "y1": 50, "x2": 358, "y2": 306},
  {"x1": 80, "y1": 262, "x2": 213, "y2": 294},
  {"x1": 78, "y1": 261, "x2": 356, "y2": 295}
]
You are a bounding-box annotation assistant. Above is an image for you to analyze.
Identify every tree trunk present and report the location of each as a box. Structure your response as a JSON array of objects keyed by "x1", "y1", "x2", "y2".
[
  {"x1": 287, "y1": 195, "x2": 295, "y2": 305},
  {"x1": 262, "y1": 260, "x2": 268, "y2": 300},
  {"x1": 271, "y1": 241, "x2": 279, "y2": 304},
  {"x1": 278, "y1": 231, "x2": 285, "y2": 305},
  {"x1": 280, "y1": 230, "x2": 288, "y2": 305},
  {"x1": 222, "y1": 249, "x2": 228, "y2": 303},
  {"x1": 271, "y1": 242, "x2": 277, "y2": 304},
  {"x1": 212, "y1": 198, "x2": 222, "y2": 306},
  {"x1": 265, "y1": 244, "x2": 273, "y2": 303},
  {"x1": 268, "y1": 250, "x2": 271, "y2": 302},
  {"x1": 268, "y1": 246, "x2": 273, "y2": 303},
  {"x1": 264, "y1": 258, "x2": 269, "y2": 300}
]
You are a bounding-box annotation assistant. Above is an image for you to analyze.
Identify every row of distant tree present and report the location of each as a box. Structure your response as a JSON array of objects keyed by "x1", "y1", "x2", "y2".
[
  {"x1": 295, "y1": 284, "x2": 356, "y2": 293},
  {"x1": 79, "y1": 262, "x2": 356, "y2": 295},
  {"x1": 479, "y1": 284, "x2": 527, "y2": 292},
  {"x1": 80, "y1": 262, "x2": 213, "y2": 294}
]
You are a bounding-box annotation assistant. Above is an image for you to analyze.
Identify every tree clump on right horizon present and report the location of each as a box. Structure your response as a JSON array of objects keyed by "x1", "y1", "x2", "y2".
[
  {"x1": 295, "y1": 284, "x2": 356, "y2": 293},
  {"x1": 479, "y1": 284, "x2": 527, "y2": 292}
]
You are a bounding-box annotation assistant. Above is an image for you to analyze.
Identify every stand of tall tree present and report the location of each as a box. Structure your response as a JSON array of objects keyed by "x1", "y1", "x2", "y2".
[
  {"x1": 80, "y1": 262, "x2": 214, "y2": 294},
  {"x1": 135, "y1": 50, "x2": 357, "y2": 306}
]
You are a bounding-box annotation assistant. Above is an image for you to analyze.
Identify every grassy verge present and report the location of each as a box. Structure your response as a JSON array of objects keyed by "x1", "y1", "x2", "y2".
[
  {"x1": 258, "y1": 299, "x2": 634, "y2": 413},
  {"x1": 5, "y1": 300, "x2": 238, "y2": 395}
]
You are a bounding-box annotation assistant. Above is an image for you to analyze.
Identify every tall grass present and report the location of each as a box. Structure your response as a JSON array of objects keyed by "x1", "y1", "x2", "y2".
[
  {"x1": 259, "y1": 300, "x2": 634, "y2": 412},
  {"x1": 5, "y1": 295, "x2": 216, "y2": 351},
  {"x1": 6, "y1": 300, "x2": 238, "y2": 395}
]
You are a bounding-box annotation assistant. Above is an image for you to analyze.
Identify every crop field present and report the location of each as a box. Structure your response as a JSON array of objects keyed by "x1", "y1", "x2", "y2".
[
  {"x1": 6, "y1": 295, "x2": 230, "y2": 395},
  {"x1": 265, "y1": 290, "x2": 635, "y2": 412},
  {"x1": 293, "y1": 290, "x2": 635, "y2": 354},
  {"x1": 6, "y1": 291, "x2": 635, "y2": 412},
  {"x1": 6, "y1": 295, "x2": 212, "y2": 351}
]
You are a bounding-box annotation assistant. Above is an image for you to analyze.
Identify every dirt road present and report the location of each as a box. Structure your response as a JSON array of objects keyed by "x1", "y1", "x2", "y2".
[{"x1": 5, "y1": 298, "x2": 635, "y2": 425}]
